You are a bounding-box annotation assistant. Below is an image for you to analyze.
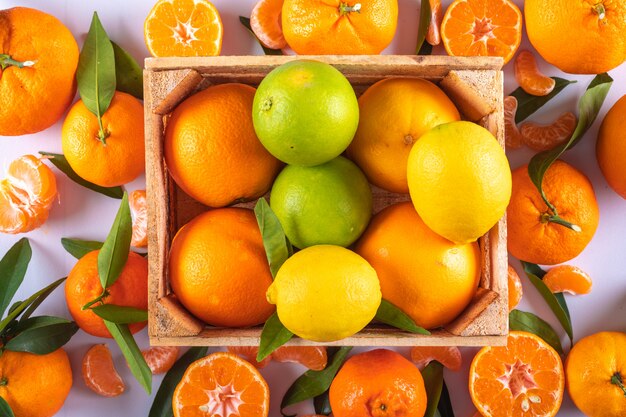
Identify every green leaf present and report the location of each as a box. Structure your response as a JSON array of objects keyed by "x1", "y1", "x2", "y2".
[
  {"x1": 528, "y1": 73, "x2": 612, "y2": 214},
  {"x1": 103, "y1": 320, "x2": 152, "y2": 394},
  {"x1": 98, "y1": 192, "x2": 132, "y2": 289},
  {"x1": 91, "y1": 305, "x2": 148, "y2": 324},
  {"x1": 437, "y1": 380, "x2": 455, "y2": 417},
  {"x1": 521, "y1": 261, "x2": 573, "y2": 346},
  {"x1": 0, "y1": 238, "x2": 31, "y2": 317},
  {"x1": 77, "y1": 12, "x2": 116, "y2": 118},
  {"x1": 149, "y1": 347, "x2": 208, "y2": 417},
  {"x1": 510, "y1": 78, "x2": 577, "y2": 123},
  {"x1": 239, "y1": 16, "x2": 283, "y2": 56},
  {"x1": 13, "y1": 315, "x2": 70, "y2": 333},
  {"x1": 5, "y1": 320, "x2": 78, "y2": 354},
  {"x1": 415, "y1": 0, "x2": 432, "y2": 54},
  {"x1": 0, "y1": 397, "x2": 15, "y2": 417},
  {"x1": 112, "y1": 41, "x2": 143, "y2": 99},
  {"x1": 281, "y1": 347, "x2": 352, "y2": 412},
  {"x1": 313, "y1": 391, "x2": 332, "y2": 415},
  {"x1": 39, "y1": 152, "x2": 124, "y2": 199},
  {"x1": 257, "y1": 312, "x2": 293, "y2": 361},
  {"x1": 61, "y1": 238, "x2": 103, "y2": 259},
  {"x1": 423, "y1": 361, "x2": 444, "y2": 417},
  {"x1": 374, "y1": 299, "x2": 430, "y2": 334},
  {"x1": 254, "y1": 198, "x2": 292, "y2": 278},
  {"x1": 509, "y1": 309, "x2": 564, "y2": 355}
]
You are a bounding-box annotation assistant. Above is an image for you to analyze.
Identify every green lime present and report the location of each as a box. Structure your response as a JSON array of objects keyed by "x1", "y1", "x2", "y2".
[
  {"x1": 270, "y1": 156, "x2": 372, "y2": 249},
  {"x1": 252, "y1": 60, "x2": 359, "y2": 166}
]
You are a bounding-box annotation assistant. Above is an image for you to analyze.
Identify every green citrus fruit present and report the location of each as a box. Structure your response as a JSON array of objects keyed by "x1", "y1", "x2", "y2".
[
  {"x1": 267, "y1": 245, "x2": 381, "y2": 342},
  {"x1": 270, "y1": 156, "x2": 372, "y2": 249},
  {"x1": 407, "y1": 121, "x2": 511, "y2": 244},
  {"x1": 252, "y1": 60, "x2": 359, "y2": 166}
]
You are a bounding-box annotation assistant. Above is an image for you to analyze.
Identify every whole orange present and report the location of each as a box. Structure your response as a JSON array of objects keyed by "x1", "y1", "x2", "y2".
[
  {"x1": 281, "y1": 0, "x2": 398, "y2": 54},
  {"x1": 597, "y1": 94, "x2": 626, "y2": 199},
  {"x1": 354, "y1": 202, "x2": 480, "y2": 329},
  {"x1": 525, "y1": 0, "x2": 626, "y2": 74},
  {"x1": 65, "y1": 250, "x2": 149, "y2": 338},
  {"x1": 165, "y1": 83, "x2": 282, "y2": 208},
  {"x1": 329, "y1": 349, "x2": 427, "y2": 417},
  {"x1": 62, "y1": 91, "x2": 145, "y2": 187},
  {"x1": 0, "y1": 348, "x2": 72, "y2": 417},
  {"x1": 0, "y1": 7, "x2": 79, "y2": 136},
  {"x1": 169, "y1": 207, "x2": 275, "y2": 327},
  {"x1": 507, "y1": 161, "x2": 599, "y2": 265},
  {"x1": 347, "y1": 78, "x2": 460, "y2": 193}
]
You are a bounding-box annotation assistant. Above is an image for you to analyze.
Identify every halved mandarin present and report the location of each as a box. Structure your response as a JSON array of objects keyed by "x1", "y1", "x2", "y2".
[
  {"x1": 82, "y1": 344, "x2": 125, "y2": 397},
  {"x1": 520, "y1": 112, "x2": 576, "y2": 151},
  {"x1": 543, "y1": 265, "x2": 592, "y2": 295},
  {"x1": 250, "y1": 0, "x2": 287, "y2": 49},
  {"x1": 515, "y1": 50, "x2": 555, "y2": 97},
  {"x1": 411, "y1": 346, "x2": 462, "y2": 371}
]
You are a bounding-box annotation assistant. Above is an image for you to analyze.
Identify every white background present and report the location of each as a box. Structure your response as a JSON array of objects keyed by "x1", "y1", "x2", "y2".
[{"x1": 1, "y1": 0, "x2": 625, "y2": 416}]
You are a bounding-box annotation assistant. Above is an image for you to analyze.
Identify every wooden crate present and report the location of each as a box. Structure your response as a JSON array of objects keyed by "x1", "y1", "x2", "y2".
[{"x1": 145, "y1": 55, "x2": 508, "y2": 347}]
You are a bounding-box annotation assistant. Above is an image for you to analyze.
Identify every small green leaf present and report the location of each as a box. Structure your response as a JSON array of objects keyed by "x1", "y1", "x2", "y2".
[
  {"x1": 437, "y1": 380, "x2": 455, "y2": 417},
  {"x1": 257, "y1": 312, "x2": 293, "y2": 361},
  {"x1": 98, "y1": 192, "x2": 132, "y2": 289},
  {"x1": 510, "y1": 78, "x2": 577, "y2": 123},
  {"x1": 254, "y1": 198, "x2": 292, "y2": 278},
  {"x1": 374, "y1": 299, "x2": 430, "y2": 334},
  {"x1": 61, "y1": 238, "x2": 104, "y2": 259},
  {"x1": 415, "y1": 0, "x2": 432, "y2": 54},
  {"x1": 423, "y1": 361, "x2": 444, "y2": 417},
  {"x1": 313, "y1": 390, "x2": 332, "y2": 415},
  {"x1": 509, "y1": 309, "x2": 563, "y2": 355},
  {"x1": 91, "y1": 305, "x2": 148, "y2": 324},
  {"x1": 13, "y1": 315, "x2": 70, "y2": 333},
  {"x1": 0, "y1": 238, "x2": 31, "y2": 317},
  {"x1": 239, "y1": 16, "x2": 283, "y2": 56},
  {"x1": 39, "y1": 152, "x2": 124, "y2": 199},
  {"x1": 5, "y1": 320, "x2": 78, "y2": 354},
  {"x1": 104, "y1": 320, "x2": 152, "y2": 394},
  {"x1": 0, "y1": 397, "x2": 15, "y2": 417},
  {"x1": 281, "y1": 347, "x2": 352, "y2": 412},
  {"x1": 149, "y1": 347, "x2": 208, "y2": 417},
  {"x1": 112, "y1": 41, "x2": 143, "y2": 99}
]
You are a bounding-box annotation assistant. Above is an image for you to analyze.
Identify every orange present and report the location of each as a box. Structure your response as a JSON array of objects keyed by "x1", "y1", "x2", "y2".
[
  {"x1": 508, "y1": 264, "x2": 523, "y2": 311},
  {"x1": 281, "y1": 0, "x2": 398, "y2": 54},
  {"x1": 143, "y1": 346, "x2": 180, "y2": 374},
  {"x1": 251, "y1": 0, "x2": 287, "y2": 49},
  {"x1": 441, "y1": 0, "x2": 522, "y2": 64},
  {"x1": 346, "y1": 78, "x2": 460, "y2": 193},
  {"x1": 165, "y1": 83, "x2": 281, "y2": 208},
  {"x1": 525, "y1": 0, "x2": 626, "y2": 74},
  {"x1": 329, "y1": 349, "x2": 427, "y2": 417},
  {"x1": 0, "y1": 155, "x2": 57, "y2": 234},
  {"x1": 129, "y1": 190, "x2": 147, "y2": 248},
  {"x1": 514, "y1": 51, "x2": 555, "y2": 97},
  {"x1": 172, "y1": 352, "x2": 269, "y2": 417},
  {"x1": 354, "y1": 202, "x2": 480, "y2": 329},
  {"x1": 543, "y1": 265, "x2": 592, "y2": 295},
  {"x1": 0, "y1": 7, "x2": 78, "y2": 136},
  {"x1": 520, "y1": 112, "x2": 576, "y2": 152},
  {"x1": 62, "y1": 91, "x2": 145, "y2": 188},
  {"x1": 169, "y1": 208, "x2": 275, "y2": 327},
  {"x1": 507, "y1": 161, "x2": 599, "y2": 265},
  {"x1": 82, "y1": 344, "x2": 125, "y2": 397},
  {"x1": 144, "y1": 0, "x2": 223, "y2": 57},
  {"x1": 410, "y1": 346, "x2": 462, "y2": 371},
  {"x1": 566, "y1": 331, "x2": 626, "y2": 417},
  {"x1": 0, "y1": 348, "x2": 72, "y2": 417},
  {"x1": 65, "y1": 250, "x2": 149, "y2": 338},
  {"x1": 597, "y1": 94, "x2": 626, "y2": 199},
  {"x1": 504, "y1": 96, "x2": 523, "y2": 150},
  {"x1": 272, "y1": 346, "x2": 327, "y2": 370},
  {"x1": 227, "y1": 346, "x2": 272, "y2": 369},
  {"x1": 469, "y1": 331, "x2": 564, "y2": 417}
]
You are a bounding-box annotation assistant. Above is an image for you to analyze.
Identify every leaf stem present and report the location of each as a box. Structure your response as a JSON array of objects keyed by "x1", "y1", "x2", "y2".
[
  {"x1": 540, "y1": 211, "x2": 581, "y2": 232},
  {"x1": 611, "y1": 372, "x2": 626, "y2": 397},
  {"x1": 0, "y1": 54, "x2": 36, "y2": 70},
  {"x1": 96, "y1": 116, "x2": 110, "y2": 145},
  {"x1": 82, "y1": 289, "x2": 109, "y2": 310},
  {"x1": 339, "y1": 2, "x2": 361, "y2": 14}
]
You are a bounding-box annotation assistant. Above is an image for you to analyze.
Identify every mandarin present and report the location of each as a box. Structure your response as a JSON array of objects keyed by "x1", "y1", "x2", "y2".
[{"x1": 597, "y1": 94, "x2": 626, "y2": 199}]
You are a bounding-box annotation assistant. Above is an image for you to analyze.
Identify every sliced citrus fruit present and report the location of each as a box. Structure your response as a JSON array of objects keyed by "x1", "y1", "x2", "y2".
[
  {"x1": 520, "y1": 112, "x2": 576, "y2": 151},
  {"x1": 250, "y1": 0, "x2": 287, "y2": 49},
  {"x1": 426, "y1": 0, "x2": 443, "y2": 46},
  {"x1": 173, "y1": 352, "x2": 270, "y2": 417},
  {"x1": 441, "y1": 0, "x2": 522, "y2": 64},
  {"x1": 144, "y1": 0, "x2": 223, "y2": 57},
  {"x1": 504, "y1": 96, "x2": 523, "y2": 150},
  {"x1": 543, "y1": 265, "x2": 592, "y2": 295},
  {"x1": 411, "y1": 346, "x2": 462, "y2": 371},
  {"x1": 143, "y1": 346, "x2": 180, "y2": 374},
  {"x1": 82, "y1": 344, "x2": 125, "y2": 397},
  {"x1": 469, "y1": 331, "x2": 564, "y2": 417},
  {"x1": 227, "y1": 346, "x2": 271, "y2": 369},
  {"x1": 129, "y1": 189, "x2": 148, "y2": 248},
  {"x1": 272, "y1": 346, "x2": 328, "y2": 370},
  {"x1": 508, "y1": 264, "x2": 523, "y2": 311},
  {"x1": 514, "y1": 50, "x2": 555, "y2": 97}
]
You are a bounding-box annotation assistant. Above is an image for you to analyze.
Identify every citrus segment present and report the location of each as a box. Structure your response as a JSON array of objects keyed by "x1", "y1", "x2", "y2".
[
  {"x1": 82, "y1": 344, "x2": 125, "y2": 397},
  {"x1": 504, "y1": 96, "x2": 523, "y2": 150},
  {"x1": 272, "y1": 346, "x2": 328, "y2": 370},
  {"x1": 514, "y1": 50, "x2": 555, "y2": 97},
  {"x1": 251, "y1": 0, "x2": 287, "y2": 49},
  {"x1": 143, "y1": 346, "x2": 180, "y2": 374},
  {"x1": 411, "y1": 346, "x2": 462, "y2": 371},
  {"x1": 129, "y1": 190, "x2": 148, "y2": 248},
  {"x1": 426, "y1": 0, "x2": 443, "y2": 45},
  {"x1": 508, "y1": 264, "x2": 523, "y2": 311},
  {"x1": 520, "y1": 112, "x2": 576, "y2": 151},
  {"x1": 227, "y1": 346, "x2": 271, "y2": 368},
  {"x1": 543, "y1": 265, "x2": 592, "y2": 295}
]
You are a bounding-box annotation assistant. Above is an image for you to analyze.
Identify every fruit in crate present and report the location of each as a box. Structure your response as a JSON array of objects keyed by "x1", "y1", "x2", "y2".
[
  {"x1": 346, "y1": 78, "x2": 460, "y2": 193},
  {"x1": 252, "y1": 60, "x2": 359, "y2": 166},
  {"x1": 597, "y1": 94, "x2": 626, "y2": 199},
  {"x1": 169, "y1": 208, "x2": 275, "y2": 327},
  {"x1": 329, "y1": 349, "x2": 427, "y2": 417},
  {"x1": 407, "y1": 121, "x2": 511, "y2": 244},
  {"x1": 270, "y1": 156, "x2": 372, "y2": 249},
  {"x1": 165, "y1": 83, "x2": 282, "y2": 208},
  {"x1": 267, "y1": 245, "x2": 381, "y2": 342},
  {"x1": 355, "y1": 202, "x2": 480, "y2": 329}
]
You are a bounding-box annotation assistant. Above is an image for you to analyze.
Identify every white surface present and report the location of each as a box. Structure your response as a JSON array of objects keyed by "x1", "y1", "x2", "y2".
[{"x1": 1, "y1": 0, "x2": 625, "y2": 416}]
